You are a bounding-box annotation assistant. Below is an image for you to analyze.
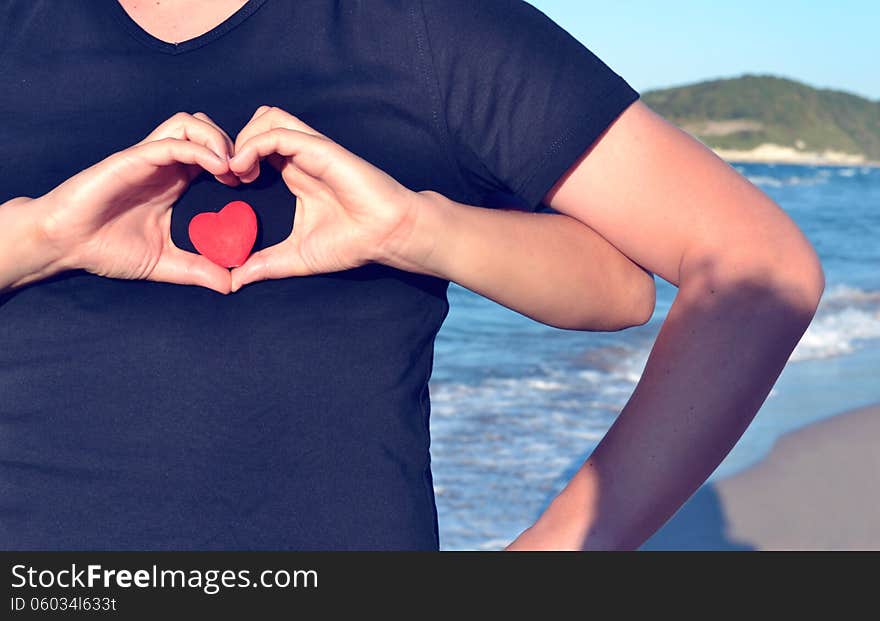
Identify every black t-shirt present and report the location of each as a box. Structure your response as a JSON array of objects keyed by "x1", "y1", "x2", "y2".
[{"x1": 0, "y1": 0, "x2": 639, "y2": 550}]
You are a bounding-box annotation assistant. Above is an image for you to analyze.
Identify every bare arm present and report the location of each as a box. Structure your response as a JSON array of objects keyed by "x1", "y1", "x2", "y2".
[
  {"x1": 0, "y1": 196, "x2": 66, "y2": 293},
  {"x1": 227, "y1": 106, "x2": 655, "y2": 331},
  {"x1": 0, "y1": 113, "x2": 241, "y2": 297},
  {"x1": 5, "y1": 114, "x2": 654, "y2": 333},
  {"x1": 505, "y1": 100, "x2": 824, "y2": 550},
  {"x1": 390, "y1": 191, "x2": 655, "y2": 330}
]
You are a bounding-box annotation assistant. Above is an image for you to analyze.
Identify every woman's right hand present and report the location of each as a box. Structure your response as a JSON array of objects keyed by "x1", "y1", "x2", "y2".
[{"x1": 34, "y1": 112, "x2": 238, "y2": 294}]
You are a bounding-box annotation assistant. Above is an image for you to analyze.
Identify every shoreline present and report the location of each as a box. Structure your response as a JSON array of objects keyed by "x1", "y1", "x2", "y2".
[
  {"x1": 722, "y1": 156, "x2": 880, "y2": 168},
  {"x1": 644, "y1": 402, "x2": 880, "y2": 550},
  {"x1": 710, "y1": 143, "x2": 880, "y2": 168}
]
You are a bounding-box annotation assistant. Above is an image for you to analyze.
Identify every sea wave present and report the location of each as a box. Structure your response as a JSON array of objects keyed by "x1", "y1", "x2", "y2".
[
  {"x1": 743, "y1": 164, "x2": 876, "y2": 188},
  {"x1": 432, "y1": 162, "x2": 878, "y2": 550},
  {"x1": 432, "y1": 286, "x2": 880, "y2": 424},
  {"x1": 791, "y1": 285, "x2": 880, "y2": 361},
  {"x1": 430, "y1": 371, "x2": 629, "y2": 423},
  {"x1": 578, "y1": 285, "x2": 880, "y2": 372},
  {"x1": 429, "y1": 283, "x2": 879, "y2": 548},
  {"x1": 746, "y1": 173, "x2": 830, "y2": 188}
]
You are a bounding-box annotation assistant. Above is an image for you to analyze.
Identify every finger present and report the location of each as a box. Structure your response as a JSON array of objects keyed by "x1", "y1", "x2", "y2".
[
  {"x1": 229, "y1": 242, "x2": 311, "y2": 292},
  {"x1": 233, "y1": 106, "x2": 326, "y2": 182},
  {"x1": 237, "y1": 155, "x2": 312, "y2": 190},
  {"x1": 229, "y1": 128, "x2": 339, "y2": 185},
  {"x1": 139, "y1": 112, "x2": 231, "y2": 158},
  {"x1": 234, "y1": 158, "x2": 263, "y2": 185},
  {"x1": 192, "y1": 112, "x2": 235, "y2": 155},
  {"x1": 138, "y1": 112, "x2": 239, "y2": 185},
  {"x1": 229, "y1": 106, "x2": 277, "y2": 182},
  {"x1": 244, "y1": 104, "x2": 273, "y2": 128},
  {"x1": 150, "y1": 244, "x2": 232, "y2": 294},
  {"x1": 234, "y1": 105, "x2": 324, "y2": 153},
  {"x1": 127, "y1": 138, "x2": 230, "y2": 177},
  {"x1": 192, "y1": 112, "x2": 241, "y2": 186},
  {"x1": 138, "y1": 117, "x2": 237, "y2": 186}
]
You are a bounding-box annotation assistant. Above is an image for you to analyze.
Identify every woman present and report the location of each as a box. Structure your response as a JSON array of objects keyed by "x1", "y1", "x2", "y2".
[{"x1": 0, "y1": 0, "x2": 822, "y2": 550}]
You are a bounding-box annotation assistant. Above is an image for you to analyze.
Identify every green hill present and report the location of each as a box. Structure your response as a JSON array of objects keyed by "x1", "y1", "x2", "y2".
[{"x1": 642, "y1": 75, "x2": 880, "y2": 161}]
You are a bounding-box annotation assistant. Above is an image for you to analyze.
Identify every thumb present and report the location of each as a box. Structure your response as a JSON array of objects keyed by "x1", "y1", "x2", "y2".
[
  {"x1": 150, "y1": 245, "x2": 232, "y2": 294},
  {"x1": 229, "y1": 241, "x2": 311, "y2": 292}
]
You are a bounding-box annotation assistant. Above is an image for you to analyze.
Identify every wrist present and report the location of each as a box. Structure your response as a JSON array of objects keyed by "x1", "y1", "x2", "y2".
[
  {"x1": 31, "y1": 192, "x2": 80, "y2": 273},
  {"x1": 0, "y1": 194, "x2": 71, "y2": 291},
  {"x1": 374, "y1": 189, "x2": 457, "y2": 278}
]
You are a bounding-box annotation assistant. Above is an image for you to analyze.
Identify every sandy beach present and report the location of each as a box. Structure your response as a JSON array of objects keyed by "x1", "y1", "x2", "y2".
[
  {"x1": 642, "y1": 403, "x2": 880, "y2": 550},
  {"x1": 712, "y1": 143, "x2": 880, "y2": 167}
]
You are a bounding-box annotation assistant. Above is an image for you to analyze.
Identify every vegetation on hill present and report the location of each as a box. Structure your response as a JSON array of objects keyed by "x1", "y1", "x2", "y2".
[{"x1": 642, "y1": 74, "x2": 880, "y2": 160}]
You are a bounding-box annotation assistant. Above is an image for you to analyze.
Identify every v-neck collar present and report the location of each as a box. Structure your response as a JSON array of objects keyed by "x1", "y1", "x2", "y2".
[{"x1": 107, "y1": 0, "x2": 270, "y2": 55}]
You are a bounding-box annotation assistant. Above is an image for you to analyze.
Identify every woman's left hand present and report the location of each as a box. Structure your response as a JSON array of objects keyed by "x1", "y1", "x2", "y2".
[{"x1": 227, "y1": 106, "x2": 420, "y2": 291}]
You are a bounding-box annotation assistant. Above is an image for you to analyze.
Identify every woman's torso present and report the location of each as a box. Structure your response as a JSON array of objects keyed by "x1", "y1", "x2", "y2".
[{"x1": 0, "y1": 0, "x2": 481, "y2": 550}]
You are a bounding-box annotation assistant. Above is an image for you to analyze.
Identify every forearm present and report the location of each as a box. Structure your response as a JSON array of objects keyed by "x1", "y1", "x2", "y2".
[
  {"x1": 511, "y1": 252, "x2": 823, "y2": 550},
  {"x1": 381, "y1": 190, "x2": 655, "y2": 330},
  {"x1": 0, "y1": 195, "x2": 66, "y2": 294}
]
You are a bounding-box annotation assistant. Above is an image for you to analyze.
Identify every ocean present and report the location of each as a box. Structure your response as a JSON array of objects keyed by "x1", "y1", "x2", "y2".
[{"x1": 429, "y1": 162, "x2": 880, "y2": 550}]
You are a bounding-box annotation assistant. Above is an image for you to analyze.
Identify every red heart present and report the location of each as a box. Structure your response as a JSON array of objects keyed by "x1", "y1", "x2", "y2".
[{"x1": 188, "y1": 201, "x2": 258, "y2": 268}]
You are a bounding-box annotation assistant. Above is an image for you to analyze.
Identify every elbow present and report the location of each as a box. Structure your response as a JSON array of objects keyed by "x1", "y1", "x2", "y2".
[
  {"x1": 606, "y1": 267, "x2": 656, "y2": 331},
  {"x1": 627, "y1": 268, "x2": 657, "y2": 328},
  {"x1": 783, "y1": 255, "x2": 825, "y2": 330},
  {"x1": 750, "y1": 237, "x2": 825, "y2": 320},
  {"x1": 687, "y1": 231, "x2": 825, "y2": 328},
  {"x1": 560, "y1": 268, "x2": 656, "y2": 332},
  {"x1": 786, "y1": 246, "x2": 825, "y2": 316}
]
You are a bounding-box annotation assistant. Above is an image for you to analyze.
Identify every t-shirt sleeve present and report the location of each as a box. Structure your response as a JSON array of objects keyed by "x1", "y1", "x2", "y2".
[{"x1": 419, "y1": 0, "x2": 640, "y2": 211}]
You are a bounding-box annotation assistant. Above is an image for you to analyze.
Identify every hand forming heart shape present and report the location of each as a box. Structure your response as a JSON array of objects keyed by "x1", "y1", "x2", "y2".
[
  {"x1": 223, "y1": 105, "x2": 419, "y2": 292},
  {"x1": 39, "y1": 106, "x2": 420, "y2": 295}
]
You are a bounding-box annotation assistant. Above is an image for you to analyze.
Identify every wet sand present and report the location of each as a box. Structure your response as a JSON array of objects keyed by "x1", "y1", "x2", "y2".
[{"x1": 643, "y1": 403, "x2": 880, "y2": 550}]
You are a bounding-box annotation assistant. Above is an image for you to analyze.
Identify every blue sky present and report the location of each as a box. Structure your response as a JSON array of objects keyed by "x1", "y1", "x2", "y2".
[{"x1": 529, "y1": 0, "x2": 880, "y2": 100}]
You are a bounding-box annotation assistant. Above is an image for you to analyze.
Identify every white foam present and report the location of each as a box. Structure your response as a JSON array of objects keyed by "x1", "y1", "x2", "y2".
[
  {"x1": 565, "y1": 285, "x2": 880, "y2": 380},
  {"x1": 576, "y1": 369, "x2": 604, "y2": 383},
  {"x1": 524, "y1": 379, "x2": 567, "y2": 391},
  {"x1": 821, "y1": 284, "x2": 880, "y2": 306},
  {"x1": 792, "y1": 307, "x2": 880, "y2": 360},
  {"x1": 429, "y1": 283, "x2": 880, "y2": 550},
  {"x1": 747, "y1": 175, "x2": 784, "y2": 187},
  {"x1": 790, "y1": 285, "x2": 880, "y2": 361},
  {"x1": 746, "y1": 173, "x2": 829, "y2": 188}
]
